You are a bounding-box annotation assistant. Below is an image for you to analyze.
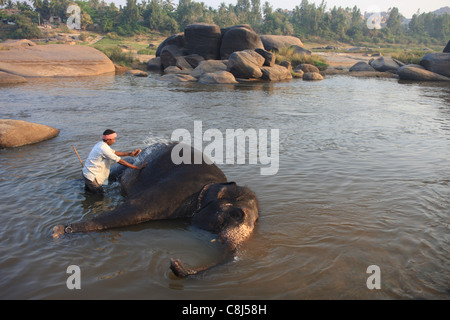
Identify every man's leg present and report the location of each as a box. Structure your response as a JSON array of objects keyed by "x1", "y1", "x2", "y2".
[{"x1": 84, "y1": 177, "x2": 104, "y2": 195}]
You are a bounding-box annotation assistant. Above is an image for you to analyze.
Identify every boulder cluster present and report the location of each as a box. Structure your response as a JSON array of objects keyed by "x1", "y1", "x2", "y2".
[
  {"x1": 146, "y1": 23, "x2": 319, "y2": 83},
  {"x1": 348, "y1": 41, "x2": 450, "y2": 82}
]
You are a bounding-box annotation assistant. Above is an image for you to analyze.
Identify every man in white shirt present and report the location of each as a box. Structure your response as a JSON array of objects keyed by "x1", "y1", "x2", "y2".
[{"x1": 82, "y1": 129, "x2": 144, "y2": 194}]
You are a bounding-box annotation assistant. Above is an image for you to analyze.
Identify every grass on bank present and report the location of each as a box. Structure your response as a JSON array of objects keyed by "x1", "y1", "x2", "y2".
[{"x1": 275, "y1": 46, "x2": 329, "y2": 70}]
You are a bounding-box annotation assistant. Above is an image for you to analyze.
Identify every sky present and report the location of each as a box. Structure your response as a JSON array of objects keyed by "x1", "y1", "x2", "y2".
[{"x1": 110, "y1": 0, "x2": 449, "y2": 19}]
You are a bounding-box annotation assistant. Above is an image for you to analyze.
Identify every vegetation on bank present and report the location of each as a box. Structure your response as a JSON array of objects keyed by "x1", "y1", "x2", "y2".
[
  {"x1": 0, "y1": 0, "x2": 448, "y2": 68},
  {"x1": 275, "y1": 47, "x2": 328, "y2": 70},
  {"x1": 1, "y1": 0, "x2": 449, "y2": 45}
]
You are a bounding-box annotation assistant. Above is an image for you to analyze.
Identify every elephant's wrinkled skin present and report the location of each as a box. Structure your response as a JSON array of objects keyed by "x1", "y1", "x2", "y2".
[{"x1": 53, "y1": 143, "x2": 259, "y2": 277}]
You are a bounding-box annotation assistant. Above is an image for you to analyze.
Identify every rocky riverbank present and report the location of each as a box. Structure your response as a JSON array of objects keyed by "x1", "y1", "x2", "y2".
[{"x1": 0, "y1": 39, "x2": 115, "y2": 81}]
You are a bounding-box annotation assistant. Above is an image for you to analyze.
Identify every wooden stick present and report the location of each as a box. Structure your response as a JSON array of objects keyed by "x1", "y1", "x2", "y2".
[{"x1": 72, "y1": 145, "x2": 83, "y2": 167}]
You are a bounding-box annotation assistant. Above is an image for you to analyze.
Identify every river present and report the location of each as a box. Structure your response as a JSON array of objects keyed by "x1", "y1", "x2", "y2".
[{"x1": 0, "y1": 73, "x2": 449, "y2": 299}]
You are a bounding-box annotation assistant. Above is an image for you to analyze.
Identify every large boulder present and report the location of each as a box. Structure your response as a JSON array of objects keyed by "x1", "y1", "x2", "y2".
[
  {"x1": 290, "y1": 45, "x2": 311, "y2": 56},
  {"x1": 0, "y1": 43, "x2": 115, "y2": 77},
  {"x1": 397, "y1": 64, "x2": 450, "y2": 81},
  {"x1": 0, "y1": 119, "x2": 60, "y2": 148},
  {"x1": 369, "y1": 56, "x2": 403, "y2": 73},
  {"x1": 303, "y1": 72, "x2": 324, "y2": 81},
  {"x1": 295, "y1": 64, "x2": 319, "y2": 73},
  {"x1": 255, "y1": 48, "x2": 275, "y2": 66},
  {"x1": 220, "y1": 25, "x2": 264, "y2": 59},
  {"x1": 198, "y1": 71, "x2": 238, "y2": 84},
  {"x1": 158, "y1": 74, "x2": 197, "y2": 82},
  {"x1": 155, "y1": 33, "x2": 185, "y2": 57},
  {"x1": 0, "y1": 39, "x2": 36, "y2": 49},
  {"x1": 184, "y1": 23, "x2": 222, "y2": 60},
  {"x1": 261, "y1": 65, "x2": 292, "y2": 81},
  {"x1": 227, "y1": 50, "x2": 265, "y2": 79},
  {"x1": 0, "y1": 44, "x2": 115, "y2": 77},
  {"x1": 349, "y1": 61, "x2": 375, "y2": 72},
  {"x1": 147, "y1": 56, "x2": 162, "y2": 71},
  {"x1": 183, "y1": 54, "x2": 205, "y2": 68},
  {"x1": 160, "y1": 44, "x2": 185, "y2": 69},
  {"x1": 190, "y1": 60, "x2": 228, "y2": 78},
  {"x1": 420, "y1": 53, "x2": 450, "y2": 78},
  {"x1": 260, "y1": 35, "x2": 304, "y2": 51}
]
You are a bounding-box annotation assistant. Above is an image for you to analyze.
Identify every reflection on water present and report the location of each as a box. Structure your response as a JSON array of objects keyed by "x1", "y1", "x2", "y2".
[{"x1": 0, "y1": 74, "x2": 449, "y2": 299}]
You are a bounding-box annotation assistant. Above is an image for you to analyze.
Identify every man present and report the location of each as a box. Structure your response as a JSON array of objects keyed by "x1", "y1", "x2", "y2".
[{"x1": 82, "y1": 129, "x2": 144, "y2": 194}]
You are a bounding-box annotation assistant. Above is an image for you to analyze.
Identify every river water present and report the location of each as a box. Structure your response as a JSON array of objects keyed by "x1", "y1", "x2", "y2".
[{"x1": 0, "y1": 73, "x2": 449, "y2": 300}]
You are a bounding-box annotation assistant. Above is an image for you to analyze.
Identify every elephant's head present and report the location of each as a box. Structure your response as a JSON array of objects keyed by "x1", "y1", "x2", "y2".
[
  {"x1": 192, "y1": 182, "x2": 259, "y2": 250},
  {"x1": 170, "y1": 182, "x2": 259, "y2": 277}
]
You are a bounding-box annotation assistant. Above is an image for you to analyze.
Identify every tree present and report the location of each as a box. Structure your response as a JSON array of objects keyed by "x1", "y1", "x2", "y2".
[
  {"x1": 143, "y1": 0, "x2": 178, "y2": 34},
  {"x1": 249, "y1": 0, "x2": 261, "y2": 26},
  {"x1": 386, "y1": 7, "x2": 403, "y2": 35}
]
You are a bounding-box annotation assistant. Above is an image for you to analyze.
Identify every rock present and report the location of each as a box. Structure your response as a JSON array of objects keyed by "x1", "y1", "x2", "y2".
[
  {"x1": 290, "y1": 45, "x2": 311, "y2": 56},
  {"x1": 0, "y1": 44, "x2": 115, "y2": 77},
  {"x1": 198, "y1": 71, "x2": 238, "y2": 84},
  {"x1": 279, "y1": 60, "x2": 292, "y2": 72},
  {"x1": 397, "y1": 64, "x2": 450, "y2": 81},
  {"x1": 114, "y1": 64, "x2": 130, "y2": 74},
  {"x1": 303, "y1": 72, "x2": 323, "y2": 81},
  {"x1": 420, "y1": 53, "x2": 450, "y2": 78},
  {"x1": 147, "y1": 57, "x2": 162, "y2": 71},
  {"x1": 191, "y1": 60, "x2": 228, "y2": 78},
  {"x1": 369, "y1": 56, "x2": 402, "y2": 73},
  {"x1": 220, "y1": 25, "x2": 264, "y2": 59},
  {"x1": 255, "y1": 48, "x2": 275, "y2": 66},
  {"x1": 183, "y1": 54, "x2": 204, "y2": 69},
  {"x1": 220, "y1": 24, "x2": 254, "y2": 34},
  {"x1": 227, "y1": 50, "x2": 265, "y2": 79},
  {"x1": 0, "y1": 71, "x2": 27, "y2": 85},
  {"x1": 260, "y1": 35, "x2": 304, "y2": 51},
  {"x1": 160, "y1": 44, "x2": 185, "y2": 69},
  {"x1": 164, "y1": 66, "x2": 182, "y2": 74},
  {"x1": 125, "y1": 70, "x2": 148, "y2": 77},
  {"x1": 0, "y1": 39, "x2": 36, "y2": 49},
  {"x1": 158, "y1": 74, "x2": 197, "y2": 82},
  {"x1": 292, "y1": 69, "x2": 304, "y2": 78},
  {"x1": 184, "y1": 23, "x2": 222, "y2": 60},
  {"x1": 444, "y1": 40, "x2": 450, "y2": 53},
  {"x1": 261, "y1": 65, "x2": 292, "y2": 81},
  {"x1": 0, "y1": 119, "x2": 60, "y2": 148},
  {"x1": 176, "y1": 56, "x2": 194, "y2": 71},
  {"x1": 155, "y1": 33, "x2": 185, "y2": 57},
  {"x1": 295, "y1": 64, "x2": 319, "y2": 73},
  {"x1": 349, "y1": 61, "x2": 375, "y2": 72}
]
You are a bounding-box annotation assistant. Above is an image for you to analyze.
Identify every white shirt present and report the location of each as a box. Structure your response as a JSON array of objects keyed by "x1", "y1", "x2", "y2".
[{"x1": 82, "y1": 141, "x2": 121, "y2": 185}]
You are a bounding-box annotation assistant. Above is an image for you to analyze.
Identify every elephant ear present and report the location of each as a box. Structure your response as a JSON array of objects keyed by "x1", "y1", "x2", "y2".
[
  {"x1": 196, "y1": 182, "x2": 236, "y2": 211},
  {"x1": 196, "y1": 183, "x2": 213, "y2": 211},
  {"x1": 217, "y1": 182, "x2": 237, "y2": 199}
]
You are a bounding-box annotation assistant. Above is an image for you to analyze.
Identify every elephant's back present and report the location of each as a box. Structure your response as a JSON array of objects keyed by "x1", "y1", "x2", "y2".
[{"x1": 120, "y1": 143, "x2": 226, "y2": 196}]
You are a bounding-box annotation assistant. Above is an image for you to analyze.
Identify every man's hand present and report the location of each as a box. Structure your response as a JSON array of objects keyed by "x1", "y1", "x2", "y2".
[
  {"x1": 137, "y1": 162, "x2": 147, "y2": 170},
  {"x1": 130, "y1": 149, "x2": 142, "y2": 157}
]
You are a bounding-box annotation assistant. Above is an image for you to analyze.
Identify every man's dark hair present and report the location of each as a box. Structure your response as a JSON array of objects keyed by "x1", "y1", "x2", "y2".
[{"x1": 103, "y1": 129, "x2": 115, "y2": 136}]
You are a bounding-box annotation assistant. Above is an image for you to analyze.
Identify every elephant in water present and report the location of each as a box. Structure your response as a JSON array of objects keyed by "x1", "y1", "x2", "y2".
[{"x1": 53, "y1": 143, "x2": 259, "y2": 277}]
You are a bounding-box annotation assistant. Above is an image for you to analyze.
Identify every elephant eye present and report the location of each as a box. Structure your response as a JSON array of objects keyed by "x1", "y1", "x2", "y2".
[{"x1": 229, "y1": 208, "x2": 245, "y2": 221}]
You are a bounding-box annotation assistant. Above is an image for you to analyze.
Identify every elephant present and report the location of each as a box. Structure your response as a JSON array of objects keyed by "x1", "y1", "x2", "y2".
[{"x1": 53, "y1": 143, "x2": 259, "y2": 277}]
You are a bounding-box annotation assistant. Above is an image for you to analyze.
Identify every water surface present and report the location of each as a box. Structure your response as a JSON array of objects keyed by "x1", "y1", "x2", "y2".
[{"x1": 0, "y1": 74, "x2": 449, "y2": 299}]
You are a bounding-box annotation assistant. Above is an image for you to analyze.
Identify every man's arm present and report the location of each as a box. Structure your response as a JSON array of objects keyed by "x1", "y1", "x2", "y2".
[
  {"x1": 115, "y1": 151, "x2": 132, "y2": 157},
  {"x1": 118, "y1": 159, "x2": 146, "y2": 170},
  {"x1": 115, "y1": 149, "x2": 141, "y2": 157}
]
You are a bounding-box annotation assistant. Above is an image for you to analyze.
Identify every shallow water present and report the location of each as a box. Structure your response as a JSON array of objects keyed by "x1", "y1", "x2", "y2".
[{"x1": 0, "y1": 74, "x2": 449, "y2": 299}]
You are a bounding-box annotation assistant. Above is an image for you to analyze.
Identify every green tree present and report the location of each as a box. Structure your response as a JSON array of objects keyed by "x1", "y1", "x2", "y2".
[
  {"x1": 213, "y1": 3, "x2": 239, "y2": 27},
  {"x1": 386, "y1": 7, "x2": 403, "y2": 35}
]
